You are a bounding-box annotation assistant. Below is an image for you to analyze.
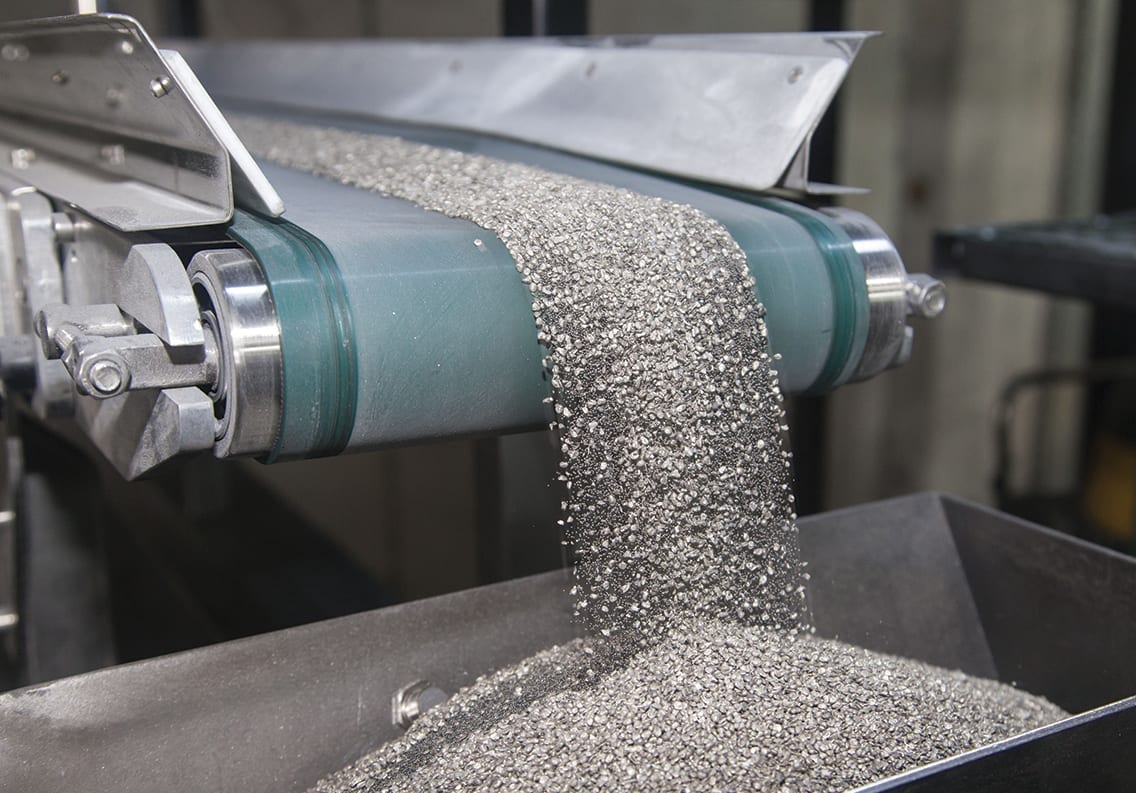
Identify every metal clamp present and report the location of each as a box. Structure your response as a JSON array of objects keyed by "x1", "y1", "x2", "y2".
[{"x1": 34, "y1": 303, "x2": 219, "y2": 399}]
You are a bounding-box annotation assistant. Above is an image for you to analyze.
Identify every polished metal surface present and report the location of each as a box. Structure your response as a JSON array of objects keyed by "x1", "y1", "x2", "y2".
[
  {"x1": 188, "y1": 249, "x2": 282, "y2": 458},
  {"x1": 176, "y1": 32, "x2": 871, "y2": 194},
  {"x1": 821, "y1": 206, "x2": 945, "y2": 382},
  {"x1": 0, "y1": 14, "x2": 233, "y2": 231}
]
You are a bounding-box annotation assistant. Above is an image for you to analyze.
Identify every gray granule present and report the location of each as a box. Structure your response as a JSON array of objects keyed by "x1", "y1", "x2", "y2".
[
  {"x1": 231, "y1": 117, "x2": 1067, "y2": 792},
  {"x1": 235, "y1": 116, "x2": 807, "y2": 641},
  {"x1": 316, "y1": 622, "x2": 1065, "y2": 793}
]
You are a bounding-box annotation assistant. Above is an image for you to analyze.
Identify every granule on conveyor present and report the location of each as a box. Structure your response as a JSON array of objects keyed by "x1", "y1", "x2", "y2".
[
  {"x1": 235, "y1": 115, "x2": 807, "y2": 643},
  {"x1": 314, "y1": 621, "x2": 1067, "y2": 792}
]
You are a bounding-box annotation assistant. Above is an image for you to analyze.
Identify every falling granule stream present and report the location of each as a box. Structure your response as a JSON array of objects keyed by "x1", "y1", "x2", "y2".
[{"x1": 232, "y1": 117, "x2": 1067, "y2": 793}]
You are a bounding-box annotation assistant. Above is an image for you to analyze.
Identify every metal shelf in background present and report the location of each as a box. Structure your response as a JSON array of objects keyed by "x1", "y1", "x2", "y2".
[{"x1": 934, "y1": 212, "x2": 1136, "y2": 308}]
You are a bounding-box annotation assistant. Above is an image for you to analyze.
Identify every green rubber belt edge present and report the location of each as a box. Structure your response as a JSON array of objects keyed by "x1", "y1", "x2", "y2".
[
  {"x1": 745, "y1": 197, "x2": 869, "y2": 394},
  {"x1": 227, "y1": 211, "x2": 359, "y2": 461},
  {"x1": 656, "y1": 177, "x2": 870, "y2": 394},
  {"x1": 751, "y1": 198, "x2": 867, "y2": 392}
]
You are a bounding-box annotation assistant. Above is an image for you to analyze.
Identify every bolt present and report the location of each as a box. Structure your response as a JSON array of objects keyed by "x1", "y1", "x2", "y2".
[
  {"x1": 150, "y1": 75, "x2": 173, "y2": 98},
  {"x1": 788, "y1": 65, "x2": 804, "y2": 84},
  {"x1": 52, "y1": 212, "x2": 75, "y2": 243},
  {"x1": 51, "y1": 69, "x2": 69, "y2": 85},
  {"x1": 392, "y1": 680, "x2": 449, "y2": 729},
  {"x1": 105, "y1": 86, "x2": 125, "y2": 109},
  {"x1": 88, "y1": 360, "x2": 124, "y2": 394},
  {"x1": 100, "y1": 144, "x2": 126, "y2": 166},
  {"x1": 9, "y1": 148, "x2": 34, "y2": 170},
  {"x1": 1, "y1": 43, "x2": 29, "y2": 63},
  {"x1": 905, "y1": 274, "x2": 947, "y2": 319},
  {"x1": 80, "y1": 355, "x2": 130, "y2": 397},
  {"x1": 0, "y1": 608, "x2": 17, "y2": 631},
  {"x1": 117, "y1": 39, "x2": 135, "y2": 56}
]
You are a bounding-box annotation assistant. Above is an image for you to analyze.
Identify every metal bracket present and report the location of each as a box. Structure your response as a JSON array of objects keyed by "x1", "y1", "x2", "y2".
[
  {"x1": 0, "y1": 182, "x2": 74, "y2": 419},
  {"x1": 0, "y1": 14, "x2": 283, "y2": 232},
  {"x1": 778, "y1": 130, "x2": 869, "y2": 195},
  {"x1": 77, "y1": 386, "x2": 217, "y2": 480}
]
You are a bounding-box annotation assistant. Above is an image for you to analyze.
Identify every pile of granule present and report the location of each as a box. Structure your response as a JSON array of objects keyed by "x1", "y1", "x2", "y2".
[{"x1": 314, "y1": 620, "x2": 1066, "y2": 792}]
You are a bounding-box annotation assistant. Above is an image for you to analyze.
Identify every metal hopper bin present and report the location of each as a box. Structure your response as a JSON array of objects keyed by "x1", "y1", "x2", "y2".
[{"x1": 1, "y1": 492, "x2": 1134, "y2": 792}]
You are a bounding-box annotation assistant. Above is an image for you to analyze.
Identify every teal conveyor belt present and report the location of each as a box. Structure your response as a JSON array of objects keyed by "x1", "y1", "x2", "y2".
[{"x1": 227, "y1": 109, "x2": 872, "y2": 458}]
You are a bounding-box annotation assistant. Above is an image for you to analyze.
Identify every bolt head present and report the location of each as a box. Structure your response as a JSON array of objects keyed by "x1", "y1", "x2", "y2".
[
  {"x1": 905, "y1": 274, "x2": 947, "y2": 319},
  {"x1": 9, "y1": 148, "x2": 34, "y2": 170},
  {"x1": 920, "y1": 282, "x2": 947, "y2": 317},
  {"x1": 150, "y1": 75, "x2": 173, "y2": 98},
  {"x1": 89, "y1": 360, "x2": 123, "y2": 394},
  {"x1": 392, "y1": 680, "x2": 449, "y2": 729},
  {"x1": 83, "y1": 357, "x2": 129, "y2": 397}
]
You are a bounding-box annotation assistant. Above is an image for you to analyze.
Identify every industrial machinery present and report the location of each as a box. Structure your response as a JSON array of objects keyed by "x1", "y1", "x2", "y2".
[
  {"x1": 23, "y1": 13, "x2": 1136, "y2": 793},
  {"x1": 0, "y1": 14, "x2": 943, "y2": 480}
]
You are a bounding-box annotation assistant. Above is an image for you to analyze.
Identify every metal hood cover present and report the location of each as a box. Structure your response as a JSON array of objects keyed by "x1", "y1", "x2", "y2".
[{"x1": 174, "y1": 31, "x2": 872, "y2": 195}]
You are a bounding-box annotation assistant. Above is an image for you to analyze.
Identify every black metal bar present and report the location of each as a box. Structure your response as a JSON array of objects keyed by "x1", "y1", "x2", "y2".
[
  {"x1": 503, "y1": 0, "x2": 586, "y2": 36},
  {"x1": 788, "y1": 0, "x2": 845, "y2": 515},
  {"x1": 1085, "y1": 2, "x2": 1136, "y2": 512},
  {"x1": 1102, "y1": 0, "x2": 1136, "y2": 214},
  {"x1": 502, "y1": 0, "x2": 533, "y2": 37}
]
